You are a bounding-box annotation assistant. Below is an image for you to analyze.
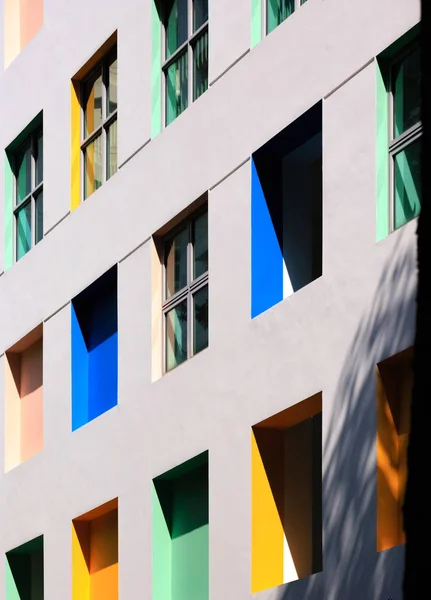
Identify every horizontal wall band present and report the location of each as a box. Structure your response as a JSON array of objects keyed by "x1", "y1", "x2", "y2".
[
  {"x1": 118, "y1": 138, "x2": 152, "y2": 170},
  {"x1": 209, "y1": 49, "x2": 250, "y2": 87},
  {"x1": 44, "y1": 212, "x2": 70, "y2": 236},
  {"x1": 324, "y1": 58, "x2": 374, "y2": 99},
  {"x1": 210, "y1": 157, "x2": 250, "y2": 191}
]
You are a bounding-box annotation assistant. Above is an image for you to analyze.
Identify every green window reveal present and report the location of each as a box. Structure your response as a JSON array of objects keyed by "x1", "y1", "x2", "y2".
[
  {"x1": 251, "y1": 0, "x2": 307, "y2": 45},
  {"x1": 156, "y1": 0, "x2": 209, "y2": 128},
  {"x1": 4, "y1": 116, "x2": 44, "y2": 266},
  {"x1": 376, "y1": 31, "x2": 421, "y2": 240}
]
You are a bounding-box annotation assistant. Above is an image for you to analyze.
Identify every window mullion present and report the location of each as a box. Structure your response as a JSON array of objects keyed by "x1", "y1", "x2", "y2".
[
  {"x1": 102, "y1": 58, "x2": 107, "y2": 184},
  {"x1": 187, "y1": 218, "x2": 193, "y2": 359},
  {"x1": 31, "y1": 135, "x2": 36, "y2": 248}
]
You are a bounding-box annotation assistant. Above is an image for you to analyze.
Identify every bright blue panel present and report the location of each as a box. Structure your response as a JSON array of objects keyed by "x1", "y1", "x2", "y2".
[
  {"x1": 88, "y1": 331, "x2": 118, "y2": 422},
  {"x1": 71, "y1": 304, "x2": 89, "y2": 431},
  {"x1": 251, "y1": 158, "x2": 283, "y2": 318}
]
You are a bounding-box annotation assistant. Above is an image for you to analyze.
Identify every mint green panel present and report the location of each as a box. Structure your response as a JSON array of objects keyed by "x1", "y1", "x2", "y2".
[
  {"x1": 152, "y1": 483, "x2": 172, "y2": 600},
  {"x1": 4, "y1": 153, "x2": 14, "y2": 270},
  {"x1": 251, "y1": 0, "x2": 262, "y2": 48},
  {"x1": 5, "y1": 559, "x2": 20, "y2": 600},
  {"x1": 171, "y1": 465, "x2": 209, "y2": 600},
  {"x1": 151, "y1": 0, "x2": 162, "y2": 138},
  {"x1": 376, "y1": 60, "x2": 389, "y2": 241}
]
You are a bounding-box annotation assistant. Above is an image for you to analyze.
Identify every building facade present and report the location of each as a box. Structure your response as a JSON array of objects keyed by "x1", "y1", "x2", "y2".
[{"x1": 0, "y1": 0, "x2": 421, "y2": 599}]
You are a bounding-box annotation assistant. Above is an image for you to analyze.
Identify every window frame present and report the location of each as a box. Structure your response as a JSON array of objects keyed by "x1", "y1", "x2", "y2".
[
  {"x1": 263, "y1": 0, "x2": 306, "y2": 36},
  {"x1": 162, "y1": 205, "x2": 209, "y2": 373},
  {"x1": 12, "y1": 127, "x2": 43, "y2": 262},
  {"x1": 387, "y1": 41, "x2": 422, "y2": 232},
  {"x1": 161, "y1": 0, "x2": 209, "y2": 127},
  {"x1": 80, "y1": 46, "x2": 118, "y2": 201}
]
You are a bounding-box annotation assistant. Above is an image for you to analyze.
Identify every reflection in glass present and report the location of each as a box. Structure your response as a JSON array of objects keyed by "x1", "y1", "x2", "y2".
[
  {"x1": 394, "y1": 139, "x2": 421, "y2": 230},
  {"x1": 267, "y1": 0, "x2": 294, "y2": 34},
  {"x1": 393, "y1": 47, "x2": 421, "y2": 137},
  {"x1": 107, "y1": 119, "x2": 118, "y2": 180},
  {"x1": 193, "y1": 286, "x2": 208, "y2": 355},
  {"x1": 166, "y1": 0, "x2": 188, "y2": 58},
  {"x1": 165, "y1": 226, "x2": 188, "y2": 298},
  {"x1": 193, "y1": 212, "x2": 208, "y2": 279},
  {"x1": 193, "y1": 31, "x2": 208, "y2": 101},
  {"x1": 108, "y1": 56, "x2": 118, "y2": 114},
  {"x1": 16, "y1": 202, "x2": 31, "y2": 260},
  {"x1": 166, "y1": 51, "x2": 188, "y2": 125},
  {"x1": 166, "y1": 301, "x2": 188, "y2": 371},
  {"x1": 84, "y1": 134, "x2": 103, "y2": 200},
  {"x1": 16, "y1": 141, "x2": 32, "y2": 203},
  {"x1": 193, "y1": 0, "x2": 208, "y2": 31},
  {"x1": 35, "y1": 131, "x2": 43, "y2": 186},
  {"x1": 35, "y1": 191, "x2": 43, "y2": 244},
  {"x1": 83, "y1": 69, "x2": 103, "y2": 138}
]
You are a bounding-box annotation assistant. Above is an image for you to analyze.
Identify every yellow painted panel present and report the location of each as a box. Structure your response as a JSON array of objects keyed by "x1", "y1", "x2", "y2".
[
  {"x1": 251, "y1": 431, "x2": 283, "y2": 593},
  {"x1": 72, "y1": 523, "x2": 91, "y2": 600},
  {"x1": 71, "y1": 81, "x2": 81, "y2": 211}
]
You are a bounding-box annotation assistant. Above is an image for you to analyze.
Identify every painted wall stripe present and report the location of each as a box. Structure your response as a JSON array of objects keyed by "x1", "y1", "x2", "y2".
[{"x1": 71, "y1": 81, "x2": 81, "y2": 212}]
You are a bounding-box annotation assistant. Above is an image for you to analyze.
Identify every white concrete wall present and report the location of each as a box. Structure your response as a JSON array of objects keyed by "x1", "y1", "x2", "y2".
[{"x1": 0, "y1": 0, "x2": 420, "y2": 598}]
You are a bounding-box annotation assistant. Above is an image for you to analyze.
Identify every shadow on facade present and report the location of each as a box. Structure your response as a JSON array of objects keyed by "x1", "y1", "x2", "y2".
[{"x1": 273, "y1": 233, "x2": 416, "y2": 600}]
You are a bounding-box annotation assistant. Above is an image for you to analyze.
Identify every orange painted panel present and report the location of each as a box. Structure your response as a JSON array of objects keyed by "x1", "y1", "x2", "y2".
[
  {"x1": 19, "y1": 0, "x2": 43, "y2": 50},
  {"x1": 376, "y1": 352, "x2": 412, "y2": 552},
  {"x1": 90, "y1": 510, "x2": 118, "y2": 600},
  {"x1": 20, "y1": 338, "x2": 43, "y2": 462}
]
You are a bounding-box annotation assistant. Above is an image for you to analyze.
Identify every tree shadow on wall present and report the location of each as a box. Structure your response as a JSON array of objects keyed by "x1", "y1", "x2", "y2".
[{"x1": 269, "y1": 233, "x2": 416, "y2": 600}]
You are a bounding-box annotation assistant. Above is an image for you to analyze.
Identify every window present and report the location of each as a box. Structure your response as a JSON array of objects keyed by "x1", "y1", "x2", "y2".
[
  {"x1": 163, "y1": 208, "x2": 208, "y2": 372},
  {"x1": 389, "y1": 44, "x2": 421, "y2": 231},
  {"x1": 251, "y1": 102, "x2": 322, "y2": 318},
  {"x1": 162, "y1": 0, "x2": 208, "y2": 126},
  {"x1": 266, "y1": 0, "x2": 306, "y2": 35},
  {"x1": 81, "y1": 48, "x2": 118, "y2": 200},
  {"x1": 12, "y1": 127, "x2": 43, "y2": 261}
]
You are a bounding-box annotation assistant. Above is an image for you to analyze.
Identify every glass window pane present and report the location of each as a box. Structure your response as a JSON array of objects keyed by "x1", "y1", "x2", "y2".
[
  {"x1": 108, "y1": 55, "x2": 118, "y2": 115},
  {"x1": 83, "y1": 68, "x2": 103, "y2": 138},
  {"x1": 84, "y1": 134, "x2": 103, "y2": 200},
  {"x1": 193, "y1": 211, "x2": 208, "y2": 279},
  {"x1": 35, "y1": 191, "x2": 43, "y2": 244},
  {"x1": 394, "y1": 138, "x2": 421, "y2": 230},
  {"x1": 107, "y1": 119, "x2": 118, "y2": 180},
  {"x1": 166, "y1": 51, "x2": 188, "y2": 125},
  {"x1": 165, "y1": 226, "x2": 188, "y2": 298},
  {"x1": 267, "y1": 0, "x2": 294, "y2": 34},
  {"x1": 193, "y1": 30, "x2": 208, "y2": 101},
  {"x1": 393, "y1": 46, "x2": 421, "y2": 137},
  {"x1": 16, "y1": 141, "x2": 32, "y2": 203},
  {"x1": 193, "y1": 0, "x2": 208, "y2": 31},
  {"x1": 166, "y1": 301, "x2": 188, "y2": 371},
  {"x1": 35, "y1": 130, "x2": 43, "y2": 186},
  {"x1": 166, "y1": 0, "x2": 188, "y2": 58},
  {"x1": 193, "y1": 286, "x2": 208, "y2": 355},
  {"x1": 16, "y1": 202, "x2": 31, "y2": 260}
]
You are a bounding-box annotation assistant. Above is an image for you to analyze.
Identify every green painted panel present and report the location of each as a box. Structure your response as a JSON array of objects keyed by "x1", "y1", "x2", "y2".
[
  {"x1": 4, "y1": 153, "x2": 14, "y2": 270},
  {"x1": 152, "y1": 483, "x2": 172, "y2": 600},
  {"x1": 251, "y1": 0, "x2": 262, "y2": 48},
  {"x1": 171, "y1": 464, "x2": 209, "y2": 600},
  {"x1": 376, "y1": 60, "x2": 389, "y2": 241},
  {"x1": 152, "y1": 0, "x2": 163, "y2": 138},
  {"x1": 5, "y1": 559, "x2": 20, "y2": 600}
]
